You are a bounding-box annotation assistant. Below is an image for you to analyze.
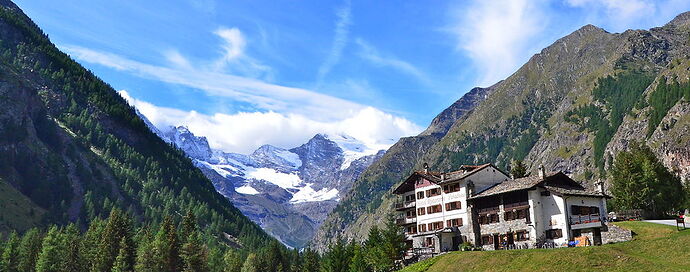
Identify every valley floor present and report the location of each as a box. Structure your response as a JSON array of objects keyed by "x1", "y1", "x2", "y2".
[{"x1": 400, "y1": 221, "x2": 690, "y2": 272}]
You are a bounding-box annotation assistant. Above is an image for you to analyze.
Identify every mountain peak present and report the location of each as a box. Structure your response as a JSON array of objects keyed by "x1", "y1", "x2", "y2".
[{"x1": 666, "y1": 11, "x2": 690, "y2": 27}]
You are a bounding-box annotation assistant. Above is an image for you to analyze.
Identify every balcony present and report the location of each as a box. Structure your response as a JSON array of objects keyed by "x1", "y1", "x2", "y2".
[
  {"x1": 396, "y1": 216, "x2": 417, "y2": 225},
  {"x1": 395, "y1": 200, "x2": 416, "y2": 211},
  {"x1": 570, "y1": 214, "x2": 604, "y2": 229}
]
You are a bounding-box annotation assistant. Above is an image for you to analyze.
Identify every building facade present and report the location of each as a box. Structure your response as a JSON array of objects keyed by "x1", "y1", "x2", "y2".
[{"x1": 393, "y1": 164, "x2": 610, "y2": 253}]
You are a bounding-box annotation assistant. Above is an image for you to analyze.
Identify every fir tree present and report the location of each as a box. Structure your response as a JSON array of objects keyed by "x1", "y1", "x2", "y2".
[
  {"x1": 510, "y1": 160, "x2": 528, "y2": 178},
  {"x1": 35, "y1": 226, "x2": 64, "y2": 272},
  {"x1": 240, "y1": 253, "x2": 258, "y2": 272},
  {"x1": 154, "y1": 216, "x2": 181, "y2": 272},
  {"x1": 0, "y1": 231, "x2": 20, "y2": 272},
  {"x1": 134, "y1": 228, "x2": 156, "y2": 272},
  {"x1": 81, "y1": 218, "x2": 105, "y2": 271},
  {"x1": 17, "y1": 228, "x2": 43, "y2": 272},
  {"x1": 206, "y1": 248, "x2": 224, "y2": 272},
  {"x1": 348, "y1": 244, "x2": 368, "y2": 272},
  {"x1": 301, "y1": 249, "x2": 320, "y2": 272},
  {"x1": 180, "y1": 211, "x2": 197, "y2": 242},
  {"x1": 320, "y1": 237, "x2": 351, "y2": 272},
  {"x1": 112, "y1": 238, "x2": 132, "y2": 272},
  {"x1": 180, "y1": 232, "x2": 209, "y2": 272},
  {"x1": 222, "y1": 250, "x2": 243, "y2": 272},
  {"x1": 64, "y1": 224, "x2": 84, "y2": 272}
]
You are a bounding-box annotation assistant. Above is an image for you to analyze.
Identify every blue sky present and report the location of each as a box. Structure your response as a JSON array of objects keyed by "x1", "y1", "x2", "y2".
[{"x1": 15, "y1": 0, "x2": 690, "y2": 153}]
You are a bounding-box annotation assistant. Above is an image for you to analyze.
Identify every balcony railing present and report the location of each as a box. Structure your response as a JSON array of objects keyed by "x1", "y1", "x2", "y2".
[
  {"x1": 570, "y1": 213, "x2": 602, "y2": 225},
  {"x1": 395, "y1": 200, "x2": 416, "y2": 210},
  {"x1": 396, "y1": 216, "x2": 417, "y2": 225}
]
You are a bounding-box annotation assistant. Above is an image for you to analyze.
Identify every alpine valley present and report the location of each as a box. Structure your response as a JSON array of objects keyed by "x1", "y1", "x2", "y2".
[{"x1": 144, "y1": 122, "x2": 386, "y2": 248}]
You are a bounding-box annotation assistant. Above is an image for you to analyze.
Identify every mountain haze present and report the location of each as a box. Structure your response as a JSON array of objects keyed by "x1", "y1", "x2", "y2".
[{"x1": 312, "y1": 12, "x2": 690, "y2": 250}]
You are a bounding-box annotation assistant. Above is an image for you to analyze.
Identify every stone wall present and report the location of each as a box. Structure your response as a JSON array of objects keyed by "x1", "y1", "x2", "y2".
[{"x1": 601, "y1": 222, "x2": 633, "y2": 244}]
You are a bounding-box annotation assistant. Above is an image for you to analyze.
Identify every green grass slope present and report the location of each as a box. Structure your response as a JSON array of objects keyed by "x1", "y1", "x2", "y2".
[
  {"x1": 400, "y1": 222, "x2": 690, "y2": 272},
  {"x1": 0, "y1": 178, "x2": 45, "y2": 234}
]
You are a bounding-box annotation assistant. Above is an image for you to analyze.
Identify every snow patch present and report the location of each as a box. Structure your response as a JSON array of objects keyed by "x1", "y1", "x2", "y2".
[
  {"x1": 236, "y1": 184, "x2": 260, "y2": 195},
  {"x1": 290, "y1": 184, "x2": 339, "y2": 203},
  {"x1": 324, "y1": 133, "x2": 389, "y2": 170},
  {"x1": 245, "y1": 167, "x2": 303, "y2": 189},
  {"x1": 276, "y1": 150, "x2": 302, "y2": 168}
]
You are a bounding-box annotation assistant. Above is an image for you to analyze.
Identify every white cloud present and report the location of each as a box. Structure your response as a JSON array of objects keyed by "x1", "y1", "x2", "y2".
[
  {"x1": 355, "y1": 38, "x2": 429, "y2": 84},
  {"x1": 214, "y1": 27, "x2": 246, "y2": 62},
  {"x1": 450, "y1": 0, "x2": 548, "y2": 86},
  {"x1": 316, "y1": 0, "x2": 352, "y2": 86},
  {"x1": 64, "y1": 45, "x2": 363, "y2": 121},
  {"x1": 565, "y1": 0, "x2": 690, "y2": 32},
  {"x1": 119, "y1": 91, "x2": 421, "y2": 154}
]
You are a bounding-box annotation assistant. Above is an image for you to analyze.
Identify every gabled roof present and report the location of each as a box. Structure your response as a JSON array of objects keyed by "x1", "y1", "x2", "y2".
[
  {"x1": 469, "y1": 171, "x2": 609, "y2": 199},
  {"x1": 392, "y1": 163, "x2": 504, "y2": 194}
]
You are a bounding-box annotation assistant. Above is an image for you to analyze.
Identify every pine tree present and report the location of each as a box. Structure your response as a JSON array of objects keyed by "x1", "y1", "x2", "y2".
[
  {"x1": 222, "y1": 250, "x2": 243, "y2": 272},
  {"x1": 134, "y1": 228, "x2": 156, "y2": 272},
  {"x1": 207, "y1": 248, "x2": 224, "y2": 272},
  {"x1": 82, "y1": 218, "x2": 105, "y2": 271},
  {"x1": 510, "y1": 160, "x2": 528, "y2": 178},
  {"x1": 263, "y1": 240, "x2": 285, "y2": 271},
  {"x1": 17, "y1": 228, "x2": 43, "y2": 272},
  {"x1": 181, "y1": 232, "x2": 209, "y2": 272},
  {"x1": 112, "y1": 238, "x2": 132, "y2": 272},
  {"x1": 348, "y1": 244, "x2": 368, "y2": 272},
  {"x1": 364, "y1": 226, "x2": 388, "y2": 271},
  {"x1": 0, "y1": 231, "x2": 20, "y2": 272},
  {"x1": 154, "y1": 216, "x2": 181, "y2": 272},
  {"x1": 240, "y1": 253, "x2": 258, "y2": 272},
  {"x1": 381, "y1": 215, "x2": 406, "y2": 271},
  {"x1": 63, "y1": 224, "x2": 84, "y2": 272},
  {"x1": 180, "y1": 211, "x2": 197, "y2": 242},
  {"x1": 320, "y1": 237, "x2": 351, "y2": 272},
  {"x1": 35, "y1": 226, "x2": 64, "y2": 272},
  {"x1": 301, "y1": 249, "x2": 320, "y2": 272}
]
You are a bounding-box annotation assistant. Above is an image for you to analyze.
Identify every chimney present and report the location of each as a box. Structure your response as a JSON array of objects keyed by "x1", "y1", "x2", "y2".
[
  {"x1": 423, "y1": 163, "x2": 429, "y2": 174},
  {"x1": 596, "y1": 179, "x2": 605, "y2": 194},
  {"x1": 538, "y1": 165, "x2": 545, "y2": 179},
  {"x1": 467, "y1": 180, "x2": 475, "y2": 196}
]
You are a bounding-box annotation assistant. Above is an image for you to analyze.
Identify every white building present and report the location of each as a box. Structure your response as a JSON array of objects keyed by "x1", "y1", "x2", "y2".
[{"x1": 393, "y1": 164, "x2": 610, "y2": 253}]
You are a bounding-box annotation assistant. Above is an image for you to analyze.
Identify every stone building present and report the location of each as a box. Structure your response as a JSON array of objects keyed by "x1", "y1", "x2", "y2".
[{"x1": 392, "y1": 164, "x2": 611, "y2": 253}]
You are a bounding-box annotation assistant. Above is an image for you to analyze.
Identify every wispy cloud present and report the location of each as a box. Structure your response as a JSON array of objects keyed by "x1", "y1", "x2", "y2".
[
  {"x1": 315, "y1": 0, "x2": 352, "y2": 87},
  {"x1": 63, "y1": 44, "x2": 364, "y2": 121},
  {"x1": 119, "y1": 90, "x2": 421, "y2": 154},
  {"x1": 449, "y1": 0, "x2": 548, "y2": 87},
  {"x1": 355, "y1": 38, "x2": 429, "y2": 84},
  {"x1": 565, "y1": 0, "x2": 690, "y2": 31}
]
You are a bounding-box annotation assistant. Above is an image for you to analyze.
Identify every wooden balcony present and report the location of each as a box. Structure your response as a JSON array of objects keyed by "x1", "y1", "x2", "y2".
[
  {"x1": 396, "y1": 216, "x2": 417, "y2": 225},
  {"x1": 395, "y1": 200, "x2": 416, "y2": 211}
]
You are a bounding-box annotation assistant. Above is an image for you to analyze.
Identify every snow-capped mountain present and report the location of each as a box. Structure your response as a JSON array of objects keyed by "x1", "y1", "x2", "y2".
[{"x1": 151, "y1": 124, "x2": 386, "y2": 248}]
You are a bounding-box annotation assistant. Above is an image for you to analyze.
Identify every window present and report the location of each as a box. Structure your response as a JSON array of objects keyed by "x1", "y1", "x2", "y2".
[
  {"x1": 446, "y1": 218, "x2": 463, "y2": 227},
  {"x1": 545, "y1": 229, "x2": 563, "y2": 239},
  {"x1": 418, "y1": 224, "x2": 427, "y2": 233},
  {"x1": 417, "y1": 191, "x2": 425, "y2": 199},
  {"x1": 426, "y1": 205, "x2": 442, "y2": 214},
  {"x1": 406, "y1": 225, "x2": 417, "y2": 235},
  {"x1": 445, "y1": 201, "x2": 462, "y2": 211},
  {"x1": 481, "y1": 235, "x2": 493, "y2": 245},
  {"x1": 443, "y1": 183, "x2": 461, "y2": 193},
  {"x1": 515, "y1": 230, "x2": 529, "y2": 241},
  {"x1": 478, "y1": 213, "x2": 499, "y2": 225},
  {"x1": 427, "y1": 221, "x2": 443, "y2": 231},
  {"x1": 417, "y1": 207, "x2": 426, "y2": 216},
  {"x1": 405, "y1": 209, "x2": 416, "y2": 218},
  {"x1": 426, "y1": 188, "x2": 441, "y2": 197},
  {"x1": 571, "y1": 205, "x2": 600, "y2": 215},
  {"x1": 424, "y1": 237, "x2": 435, "y2": 247},
  {"x1": 404, "y1": 194, "x2": 416, "y2": 202},
  {"x1": 504, "y1": 207, "x2": 530, "y2": 222}
]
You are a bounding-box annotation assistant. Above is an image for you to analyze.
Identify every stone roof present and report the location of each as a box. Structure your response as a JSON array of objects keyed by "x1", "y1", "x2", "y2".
[
  {"x1": 469, "y1": 171, "x2": 608, "y2": 199},
  {"x1": 392, "y1": 164, "x2": 499, "y2": 194}
]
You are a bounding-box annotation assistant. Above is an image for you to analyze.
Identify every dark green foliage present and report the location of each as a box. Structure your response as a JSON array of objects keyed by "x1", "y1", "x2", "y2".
[
  {"x1": 610, "y1": 142, "x2": 685, "y2": 218},
  {"x1": 565, "y1": 70, "x2": 654, "y2": 172},
  {"x1": 300, "y1": 249, "x2": 320, "y2": 272},
  {"x1": 646, "y1": 76, "x2": 690, "y2": 136},
  {"x1": 320, "y1": 238, "x2": 352, "y2": 272},
  {"x1": 35, "y1": 226, "x2": 64, "y2": 272},
  {"x1": 348, "y1": 244, "x2": 368, "y2": 272},
  {"x1": 510, "y1": 160, "x2": 528, "y2": 178},
  {"x1": 240, "y1": 253, "x2": 258, "y2": 272},
  {"x1": 17, "y1": 228, "x2": 42, "y2": 272},
  {"x1": 112, "y1": 238, "x2": 132, "y2": 272},
  {"x1": 181, "y1": 232, "x2": 209, "y2": 272},
  {"x1": 0, "y1": 231, "x2": 20, "y2": 272},
  {"x1": 154, "y1": 216, "x2": 182, "y2": 272},
  {"x1": 222, "y1": 250, "x2": 243, "y2": 272}
]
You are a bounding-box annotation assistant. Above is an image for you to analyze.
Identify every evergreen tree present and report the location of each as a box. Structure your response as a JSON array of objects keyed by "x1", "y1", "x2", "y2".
[
  {"x1": 134, "y1": 228, "x2": 156, "y2": 272},
  {"x1": 180, "y1": 211, "x2": 197, "y2": 242},
  {"x1": 222, "y1": 250, "x2": 243, "y2": 272},
  {"x1": 300, "y1": 249, "x2": 320, "y2": 272},
  {"x1": 510, "y1": 160, "x2": 528, "y2": 178},
  {"x1": 112, "y1": 238, "x2": 132, "y2": 272},
  {"x1": 206, "y1": 248, "x2": 224, "y2": 272},
  {"x1": 320, "y1": 237, "x2": 351, "y2": 272},
  {"x1": 154, "y1": 216, "x2": 181, "y2": 272},
  {"x1": 240, "y1": 253, "x2": 258, "y2": 272},
  {"x1": 35, "y1": 226, "x2": 64, "y2": 272},
  {"x1": 181, "y1": 232, "x2": 209, "y2": 272},
  {"x1": 17, "y1": 228, "x2": 43, "y2": 272},
  {"x1": 348, "y1": 244, "x2": 368, "y2": 272},
  {"x1": 363, "y1": 226, "x2": 388, "y2": 271},
  {"x1": 82, "y1": 218, "x2": 105, "y2": 271},
  {"x1": 610, "y1": 142, "x2": 685, "y2": 217},
  {"x1": 381, "y1": 215, "x2": 406, "y2": 270},
  {"x1": 0, "y1": 231, "x2": 20, "y2": 272},
  {"x1": 95, "y1": 209, "x2": 135, "y2": 272},
  {"x1": 64, "y1": 224, "x2": 84, "y2": 272},
  {"x1": 262, "y1": 240, "x2": 285, "y2": 272}
]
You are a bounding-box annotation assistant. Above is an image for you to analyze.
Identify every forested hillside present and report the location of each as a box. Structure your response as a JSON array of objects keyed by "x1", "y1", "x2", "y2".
[
  {"x1": 0, "y1": 0, "x2": 271, "y2": 250},
  {"x1": 313, "y1": 12, "x2": 690, "y2": 249}
]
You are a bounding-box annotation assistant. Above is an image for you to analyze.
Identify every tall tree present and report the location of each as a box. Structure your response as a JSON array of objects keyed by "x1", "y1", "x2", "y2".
[
  {"x1": 180, "y1": 232, "x2": 209, "y2": 272},
  {"x1": 510, "y1": 160, "x2": 528, "y2": 178},
  {"x1": 180, "y1": 211, "x2": 197, "y2": 242},
  {"x1": 134, "y1": 228, "x2": 156, "y2": 272},
  {"x1": 240, "y1": 253, "x2": 258, "y2": 272},
  {"x1": 154, "y1": 216, "x2": 181, "y2": 272},
  {"x1": 17, "y1": 228, "x2": 43, "y2": 272},
  {"x1": 301, "y1": 249, "x2": 320, "y2": 272},
  {"x1": 112, "y1": 238, "x2": 133, "y2": 272},
  {"x1": 348, "y1": 244, "x2": 368, "y2": 272},
  {"x1": 222, "y1": 250, "x2": 243, "y2": 272},
  {"x1": 63, "y1": 224, "x2": 84, "y2": 272},
  {"x1": 610, "y1": 142, "x2": 685, "y2": 217},
  {"x1": 81, "y1": 219, "x2": 105, "y2": 271},
  {"x1": 35, "y1": 226, "x2": 65, "y2": 272},
  {"x1": 0, "y1": 231, "x2": 20, "y2": 272},
  {"x1": 95, "y1": 209, "x2": 135, "y2": 272},
  {"x1": 381, "y1": 215, "x2": 406, "y2": 271},
  {"x1": 320, "y1": 237, "x2": 352, "y2": 272}
]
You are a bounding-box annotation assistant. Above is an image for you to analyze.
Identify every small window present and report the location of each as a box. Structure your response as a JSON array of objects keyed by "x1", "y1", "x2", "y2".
[
  {"x1": 417, "y1": 191, "x2": 425, "y2": 199},
  {"x1": 417, "y1": 207, "x2": 426, "y2": 216},
  {"x1": 427, "y1": 205, "x2": 442, "y2": 214},
  {"x1": 418, "y1": 224, "x2": 427, "y2": 233},
  {"x1": 426, "y1": 188, "x2": 441, "y2": 197},
  {"x1": 446, "y1": 218, "x2": 463, "y2": 227},
  {"x1": 546, "y1": 229, "x2": 562, "y2": 239},
  {"x1": 515, "y1": 230, "x2": 529, "y2": 241},
  {"x1": 481, "y1": 235, "x2": 493, "y2": 245}
]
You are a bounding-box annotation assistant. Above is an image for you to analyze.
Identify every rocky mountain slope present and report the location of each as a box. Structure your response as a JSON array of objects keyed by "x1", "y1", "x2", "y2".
[
  {"x1": 0, "y1": 0, "x2": 273, "y2": 248},
  {"x1": 147, "y1": 124, "x2": 385, "y2": 248},
  {"x1": 312, "y1": 12, "x2": 690, "y2": 250}
]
